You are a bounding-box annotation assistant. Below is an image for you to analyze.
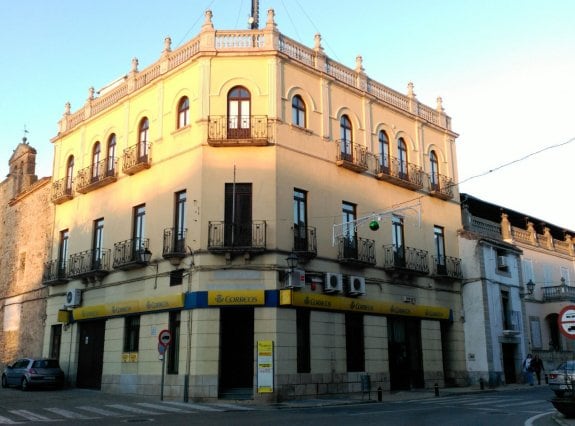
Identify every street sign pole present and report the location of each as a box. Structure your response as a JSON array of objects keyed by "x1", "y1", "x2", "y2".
[{"x1": 158, "y1": 329, "x2": 172, "y2": 401}]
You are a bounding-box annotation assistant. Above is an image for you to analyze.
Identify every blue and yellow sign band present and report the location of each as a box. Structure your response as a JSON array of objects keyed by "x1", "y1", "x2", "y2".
[
  {"x1": 208, "y1": 290, "x2": 265, "y2": 306},
  {"x1": 280, "y1": 289, "x2": 451, "y2": 320},
  {"x1": 72, "y1": 293, "x2": 184, "y2": 321}
]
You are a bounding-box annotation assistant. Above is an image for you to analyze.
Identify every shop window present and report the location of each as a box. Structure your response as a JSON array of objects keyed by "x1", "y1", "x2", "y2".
[
  {"x1": 167, "y1": 311, "x2": 181, "y2": 374},
  {"x1": 297, "y1": 309, "x2": 311, "y2": 373},
  {"x1": 345, "y1": 312, "x2": 364, "y2": 372}
]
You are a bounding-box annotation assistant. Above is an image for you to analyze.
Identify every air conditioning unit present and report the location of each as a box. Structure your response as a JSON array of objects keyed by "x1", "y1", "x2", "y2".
[
  {"x1": 497, "y1": 256, "x2": 508, "y2": 270},
  {"x1": 347, "y1": 276, "x2": 366, "y2": 296},
  {"x1": 324, "y1": 273, "x2": 343, "y2": 294},
  {"x1": 285, "y1": 269, "x2": 305, "y2": 289},
  {"x1": 64, "y1": 289, "x2": 82, "y2": 308}
]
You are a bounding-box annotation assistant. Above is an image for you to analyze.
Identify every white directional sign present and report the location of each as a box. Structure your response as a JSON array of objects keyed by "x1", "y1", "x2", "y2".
[{"x1": 558, "y1": 306, "x2": 575, "y2": 339}]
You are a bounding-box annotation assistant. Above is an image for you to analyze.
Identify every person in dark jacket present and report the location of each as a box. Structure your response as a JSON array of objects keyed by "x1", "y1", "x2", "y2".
[{"x1": 531, "y1": 354, "x2": 545, "y2": 385}]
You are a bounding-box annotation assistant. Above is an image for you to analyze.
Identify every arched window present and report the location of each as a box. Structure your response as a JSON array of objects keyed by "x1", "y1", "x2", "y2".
[
  {"x1": 177, "y1": 96, "x2": 189, "y2": 129},
  {"x1": 139, "y1": 118, "x2": 149, "y2": 160},
  {"x1": 340, "y1": 115, "x2": 352, "y2": 161},
  {"x1": 227, "y1": 86, "x2": 251, "y2": 138},
  {"x1": 398, "y1": 137, "x2": 408, "y2": 179},
  {"x1": 92, "y1": 142, "x2": 101, "y2": 179},
  {"x1": 66, "y1": 155, "x2": 74, "y2": 192},
  {"x1": 292, "y1": 95, "x2": 306, "y2": 127},
  {"x1": 107, "y1": 134, "x2": 116, "y2": 175},
  {"x1": 378, "y1": 130, "x2": 390, "y2": 173},
  {"x1": 430, "y1": 150, "x2": 439, "y2": 190}
]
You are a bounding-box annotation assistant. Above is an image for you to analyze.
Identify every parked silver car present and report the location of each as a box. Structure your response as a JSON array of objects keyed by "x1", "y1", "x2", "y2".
[
  {"x1": 1, "y1": 358, "x2": 64, "y2": 390},
  {"x1": 548, "y1": 360, "x2": 575, "y2": 397}
]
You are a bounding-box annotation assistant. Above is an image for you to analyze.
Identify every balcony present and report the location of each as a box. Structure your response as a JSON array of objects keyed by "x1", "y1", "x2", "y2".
[
  {"x1": 428, "y1": 174, "x2": 455, "y2": 200},
  {"x1": 68, "y1": 248, "x2": 111, "y2": 280},
  {"x1": 382, "y1": 245, "x2": 429, "y2": 275},
  {"x1": 76, "y1": 158, "x2": 118, "y2": 194},
  {"x1": 208, "y1": 220, "x2": 266, "y2": 254},
  {"x1": 292, "y1": 226, "x2": 317, "y2": 260},
  {"x1": 113, "y1": 238, "x2": 150, "y2": 270},
  {"x1": 123, "y1": 143, "x2": 151, "y2": 175},
  {"x1": 502, "y1": 310, "x2": 522, "y2": 336},
  {"x1": 337, "y1": 236, "x2": 376, "y2": 266},
  {"x1": 207, "y1": 115, "x2": 270, "y2": 146},
  {"x1": 432, "y1": 255, "x2": 463, "y2": 279},
  {"x1": 336, "y1": 140, "x2": 369, "y2": 172},
  {"x1": 51, "y1": 177, "x2": 73, "y2": 204},
  {"x1": 42, "y1": 260, "x2": 69, "y2": 285},
  {"x1": 375, "y1": 156, "x2": 424, "y2": 191},
  {"x1": 542, "y1": 283, "x2": 575, "y2": 302},
  {"x1": 163, "y1": 228, "x2": 187, "y2": 263}
]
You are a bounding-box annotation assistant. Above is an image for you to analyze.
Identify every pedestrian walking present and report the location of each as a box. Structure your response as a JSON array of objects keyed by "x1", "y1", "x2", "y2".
[
  {"x1": 523, "y1": 354, "x2": 534, "y2": 386},
  {"x1": 531, "y1": 354, "x2": 545, "y2": 385}
]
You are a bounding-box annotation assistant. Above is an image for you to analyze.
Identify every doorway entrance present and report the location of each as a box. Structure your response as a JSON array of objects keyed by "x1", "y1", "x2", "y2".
[
  {"x1": 388, "y1": 317, "x2": 424, "y2": 391},
  {"x1": 502, "y1": 343, "x2": 517, "y2": 384},
  {"x1": 76, "y1": 320, "x2": 106, "y2": 389},
  {"x1": 219, "y1": 307, "x2": 254, "y2": 399}
]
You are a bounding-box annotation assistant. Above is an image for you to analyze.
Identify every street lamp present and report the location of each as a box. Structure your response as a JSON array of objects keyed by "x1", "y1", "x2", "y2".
[
  {"x1": 526, "y1": 279, "x2": 535, "y2": 296},
  {"x1": 286, "y1": 252, "x2": 298, "y2": 272}
]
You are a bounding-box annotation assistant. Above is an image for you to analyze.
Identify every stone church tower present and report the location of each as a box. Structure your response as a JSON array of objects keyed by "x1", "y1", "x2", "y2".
[{"x1": 0, "y1": 138, "x2": 52, "y2": 368}]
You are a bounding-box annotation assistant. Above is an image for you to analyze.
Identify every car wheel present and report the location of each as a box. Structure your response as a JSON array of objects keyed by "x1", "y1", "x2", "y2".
[
  {"x1": 21, "y1": 377, "x2": 29, "y2": 391},
  {"x1": 555, "y1": 391, "x2": 565, "y2": 397},
  {"x1": 1, "y1": 375, "x2": 7, "y2": 388}
]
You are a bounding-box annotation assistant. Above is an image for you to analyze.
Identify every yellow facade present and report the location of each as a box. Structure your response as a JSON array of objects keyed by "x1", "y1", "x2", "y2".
[{"x1": 43, "y1": 9, "x2": 466, "y2": 401}]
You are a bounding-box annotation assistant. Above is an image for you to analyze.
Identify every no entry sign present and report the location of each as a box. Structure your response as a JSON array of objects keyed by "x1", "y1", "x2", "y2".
[
  {"x1": 558, "y1": 306, "x2": 575, "y2": 339},
  {"x1": 158, "y1": 329, "x2": 172, "y2": 347}
]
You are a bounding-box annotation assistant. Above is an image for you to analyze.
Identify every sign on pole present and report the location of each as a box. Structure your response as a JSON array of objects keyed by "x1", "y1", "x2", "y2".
[
  {"x1": 558, "y1": 305, "x2": 575, "y2": 339},
  {"x1": 158, "y1": 329, "x2": 172, "y2": 347}
]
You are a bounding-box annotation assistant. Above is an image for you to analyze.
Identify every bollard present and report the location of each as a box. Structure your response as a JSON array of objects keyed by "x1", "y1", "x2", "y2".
[
  {"x1": 377, "y1": 386, "x2": 383, "y2": 402},
  {"x1": 479, "y1": 378, "x2": 484, "y2": 390},
  {"x1": 434, "y1": 383, "x2": 439, "y2": 397}
]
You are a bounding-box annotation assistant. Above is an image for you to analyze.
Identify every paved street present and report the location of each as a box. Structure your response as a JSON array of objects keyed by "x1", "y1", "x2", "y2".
[{"x1": 0, "y1": 385, "x2": 564, "y2": 425}]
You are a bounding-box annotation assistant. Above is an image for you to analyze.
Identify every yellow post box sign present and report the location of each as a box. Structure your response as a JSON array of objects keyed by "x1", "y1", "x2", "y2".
[
  {"x1": 257, "y1": 340, "x2": 274, "y2": 393},
  {"x1": 208, "y1": 290, "x2": 265, "y2": 306}
]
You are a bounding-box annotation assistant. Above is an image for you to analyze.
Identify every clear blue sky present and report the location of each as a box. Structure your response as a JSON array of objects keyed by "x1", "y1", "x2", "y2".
[{"x1": 2, "y1": 1, "x2": 574, "y2": 229}]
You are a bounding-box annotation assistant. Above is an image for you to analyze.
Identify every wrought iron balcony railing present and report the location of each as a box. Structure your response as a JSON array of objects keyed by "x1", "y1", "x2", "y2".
[
  {"x1": 428, "y1": 173, "x2": 455, "y2": 200},
  {"x1": 207, "y1": 220, "x2": 266, "y2": 253},
  {"x1": 432, "y1": 255, "x2": 463, "y2": 279},
  {"x1": 382, "y1": 245, "x2": 429, "y2": 275},
  {"x1": 336, "y1": 140, "x2": 369, "y2": 172},
  {"x1": 337, "y1": 236, "x2": 376, "y2": 266},
  {"x1": 207, "y1": 115, "x2": 270, "y2": 146},
  {"x1": 42, "y1": 260, "x2": 69, "y2": 285},
  {"x1": 113, "y1": 238, "x2": 150, "y2": 270},
  {"x1": 123, "y1": 143, "x2": 152, "y2": 175},
  {"x1": 292, "y1": 226, "x2": 317, "y2": 260},
  {"x1": 374, "y1": 155, "x2": 424, "y2": 190},
  {"x1": 51, "y1": 177, "x2": 74, "y2": 204},
  {"x1": 76, "y1": 158, "x2": 118, "y2": 194},
  {"x1": 163, "y1": 228, "x2": 187, "y2": 261},
  {"x1": 68, "y1": 248, "x2": 111, "y2": 280}
]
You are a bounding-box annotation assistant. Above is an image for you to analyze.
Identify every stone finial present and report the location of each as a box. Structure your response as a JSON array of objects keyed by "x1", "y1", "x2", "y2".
[
  {"x1": 355, "y1": 55, "x2": 365, "y2": 73},
  {"x1": 202, "y1": 9, "x2": 214, "y2": 30},
  {"x1": 436, "y1": 96, "x2": 444, "y2": 112},
  {"x1": 407, "y1": 82, "x2": 416, "y2": 98},
  {"x1": 265, "y1": 8, "x2": 277, "y2": 30},
  {"x1": 131, "y1": 57, "x2": 139, "y2": 73},
  {"x1": 88, "y1": 86, "x2": 95, "y2": 100},
  {"x1": 163, "y1": 36, "x2": 172, "y2": 53},
  {"x1": 64, "y1": 102, "x2": 71, "y2": 115},
  {"x1": 314, "y1": 33, "x2": 324, "y2": 52},
  {"x1": 501, "y1": 213, "x2": 512, "y2": 241}
]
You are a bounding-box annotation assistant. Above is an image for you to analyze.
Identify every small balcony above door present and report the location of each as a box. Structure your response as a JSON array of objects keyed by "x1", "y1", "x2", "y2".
[
  {"x1": 163, "y1": 228, "x2": 187, "y2": 264},
  {"x1": 42, "y1": 260, "x2": 69, "y2": 286},
  {"x1": 337, "y1": 236, "x2": 376, "y2": 266},
  {"x1": 76, "y1": 158, "x2": 118, "y2": 194},
  {"x1": 336, "y1": 140, "x2": 369, "y2": 172},
  {"x1": 113, "y1": 238, "x2": 150, "y2": 271},
  {"x1": 431, "y1": 255, "x2": 462, "y2": 280},
  {"x1": 207, "y1": 220, "x2": 266, "y2": 254},
  {"x1": 382, "y1": 245, "x2": 429, "y2": 275},
  {"x1": 68, "y1": 248, "x2": 111, "y2": 281},
  {"x1": 292, "y1": 226, "x2": 317, "y2": 261},
  {"x1": 207, "y1": 115, "x2": 270, "y2": 146},
  {"x1": 123, "y1": 143, "x2": 152, "y2": 175}
]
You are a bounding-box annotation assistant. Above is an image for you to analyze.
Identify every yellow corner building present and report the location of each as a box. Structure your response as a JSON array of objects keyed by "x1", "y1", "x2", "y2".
[{"x1": 43, "y1": 9, "x2": 466, "y2": 402}]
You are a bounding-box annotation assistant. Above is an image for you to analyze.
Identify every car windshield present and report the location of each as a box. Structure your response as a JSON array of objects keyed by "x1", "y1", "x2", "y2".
[{"x1": 32, "y1": 360, "x2": 60, "y2": 369}]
